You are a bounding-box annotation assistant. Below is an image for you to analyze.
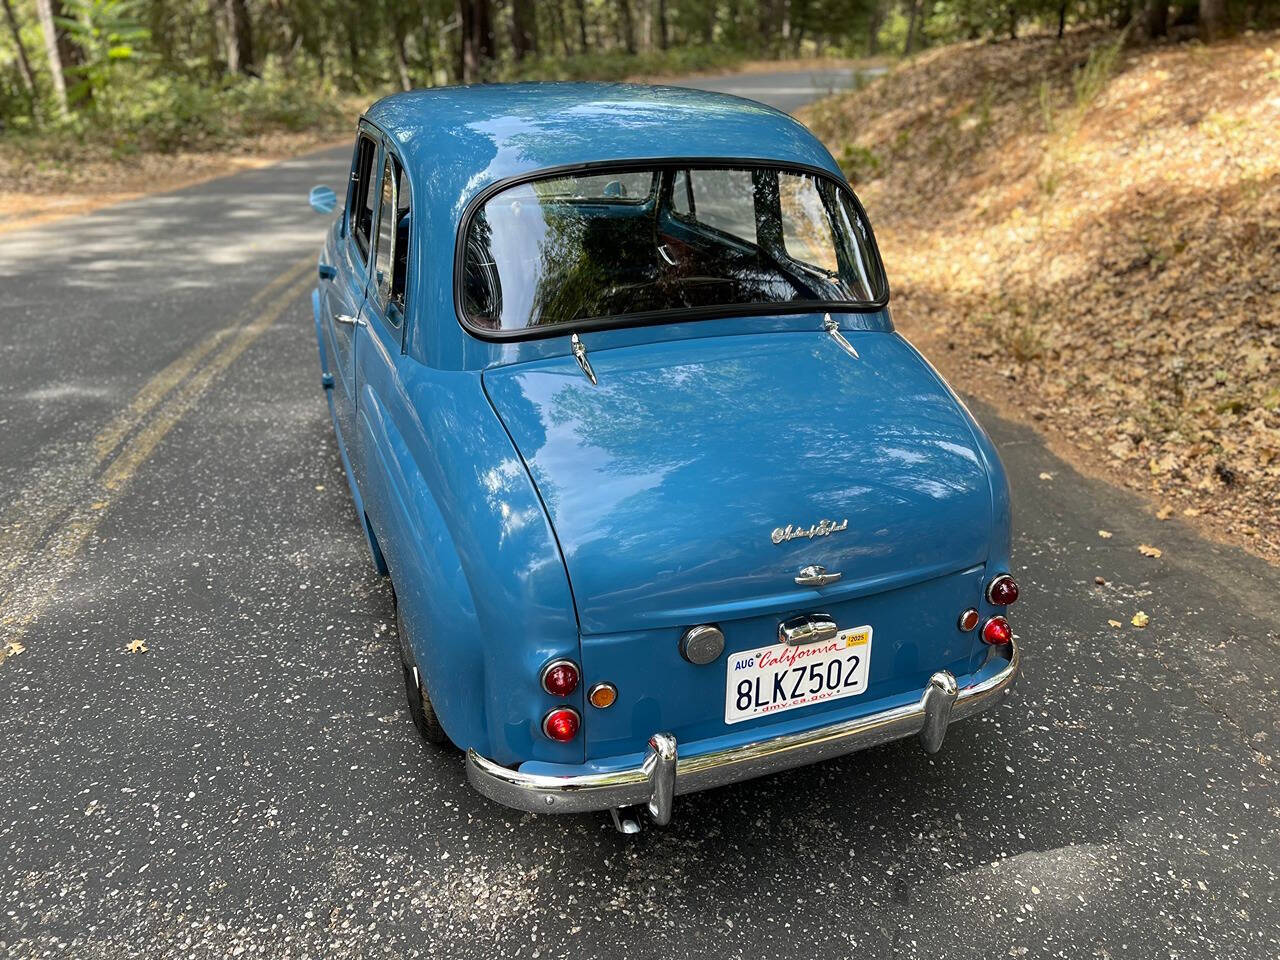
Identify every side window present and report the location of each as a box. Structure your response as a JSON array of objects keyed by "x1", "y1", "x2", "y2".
[
  {"x1": 678, "y1": 169, "x2": 757, "y2": 244},
  {"x1": 393, "y1": 161, "x2": 411, "y2": 311},
  {"x1": 350, "y1": 134, "x2": 378, "y2": 263},
  {"x1": 372, "y1": 156, "x2": 396, "y2": 312},
  {"x1": 779, "y1": 173, "x2": 839, "y2": 272},
  {"x1": 671, "y1": 169, "x2": 692, "y2": 217}
]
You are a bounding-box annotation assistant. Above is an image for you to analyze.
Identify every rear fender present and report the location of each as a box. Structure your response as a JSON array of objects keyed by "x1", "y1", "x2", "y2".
[{"x1": 356, "y1": 365, "x2": 581, "y2": 765}]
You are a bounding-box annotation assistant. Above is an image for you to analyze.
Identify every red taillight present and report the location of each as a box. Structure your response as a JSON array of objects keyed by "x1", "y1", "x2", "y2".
[
  {"x1": 982, "y1": 615, "x2": 1012, "y2": 646},
  {"x1": 987, "y1": 574, "x2": 1019, "y2": 606},
  {"x1": 542, "y1": 707, "x2": 580, "y2": 742},
  {"x1": 540, "y1": 659, "x2": 580, "y2": 697}
]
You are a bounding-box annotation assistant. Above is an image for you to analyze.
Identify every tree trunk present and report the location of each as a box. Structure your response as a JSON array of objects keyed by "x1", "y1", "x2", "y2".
[
  {"x1": 1199, "y1": 0, "x2": 1228, "y2": 39},
  {"x1": 1057, "y1": 2, "x2": 1067, "y2": 38},
  {"x1": 33, "y1": 0, "x2": 67, "y2": 114},
  {"x1": 904, "y1": 0, "x2": 922, "y2": 54},
  {"x1": 574, "y1": 0, "x2": 587, "y2": 54},
  {"x1": 394, "y1": 31, "x2": 412, "y2": 90},
  {"x1": 1, "y1": 0, "x2": 36, "y2": 100},
  {"x1": 640, "y1": 0, "x2": 652, "y2": 50},
  {"x1": 618, "y1": 0, "x2": 636, "y2": 54},
  {"x1": 476, "y1": 0, "x2": 494, "y2": 62},
  {"x1": 867, "y1": 0, "x2": 882, "y2": 55},
  {"x1": 223, "y1": 0, "x2": 254, "y2": 74},
  {"x1": 1145, "y1": 0, "x2": 1168, "y2": 36},
  {"x1": 458, "y1": 0, "x2": 494, "y2": 81},
  {"x1": 1008, "y1": 4, "x2": 1018, "y2": 39},
  {"x1": 656, "y1": 0, "x2": 668, "y2": 49},
  {"x1": 510, "y1": 0, "x2": 536, "y2": 60},
  {"x1": 458, "y1": 0, "x2": 475, "y2": 81}
]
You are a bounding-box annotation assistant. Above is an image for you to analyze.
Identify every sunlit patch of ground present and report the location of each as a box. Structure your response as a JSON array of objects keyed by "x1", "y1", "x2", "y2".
[
  {"x1": 801, "y1": 29, "x2": 1280, "y2": 563},
  {"x1": 0, "y1": 131, "x2": 349, "y2": 234}
]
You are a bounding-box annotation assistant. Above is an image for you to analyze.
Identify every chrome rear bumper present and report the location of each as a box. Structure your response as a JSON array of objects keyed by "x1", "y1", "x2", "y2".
[{"x1": 466, "y1": 640, "x2": 1019, "y2": 823}]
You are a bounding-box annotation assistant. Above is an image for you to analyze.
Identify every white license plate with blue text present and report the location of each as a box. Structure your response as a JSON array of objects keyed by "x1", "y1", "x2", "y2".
[{"x1": 724, "y1": 626, "x2": 873, "y2": 725}]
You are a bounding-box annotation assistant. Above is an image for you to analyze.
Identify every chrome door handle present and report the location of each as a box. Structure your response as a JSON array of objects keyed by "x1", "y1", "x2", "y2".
[
  {"x1": 334, "y1": 314, "x2": 367, "y2": 328},
  {"x1": 779, "y1": 613, "x2": 839, "y2": 646},
  {"x1": 795, "y1": 564, "x2": 842, "y2": 587}
]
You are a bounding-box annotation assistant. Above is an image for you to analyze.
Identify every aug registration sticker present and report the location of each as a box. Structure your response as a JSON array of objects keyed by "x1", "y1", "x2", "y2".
[{"x1": 724, "y1": 626, "x2": 872, "y2": 725}]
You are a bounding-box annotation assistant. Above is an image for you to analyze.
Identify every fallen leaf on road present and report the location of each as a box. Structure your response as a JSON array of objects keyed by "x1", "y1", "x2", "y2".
[
  {"x1": 1038, "y1": 471, "x2": 1054, "y2": 481},
  {"x1": 1132, "y1": 611, "x2": 1150, "y2": 628},
  {"x1": 1098, "y1": 530, "x2": 1113, "y2": 539},
  {"x1": 1094, "y1": 575, "x2": 1106, "y2": 585},
  {"x1": 315, "y1": 485, "x2": 325, "y2": 491},
  {"x1": 1156, "y1": 506, "x2": 1173, "y2": 520},
  {"x1": 127, "y1": 639, "x2": 148, "y2": 654},
  {"x1": 5, "y1": 641, "x2": 24, "y2": 657},
  {"x1": 1108, "y1": 619, "x2": 1123, "y2": 628},
  {"x1": 1138, "y1": 544, "x2": 1163, "y2": 558}
]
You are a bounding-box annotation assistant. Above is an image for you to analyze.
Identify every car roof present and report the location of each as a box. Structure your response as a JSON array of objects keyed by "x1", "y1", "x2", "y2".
[{"x1": 363, "y1": 82, "x2": 845, "y2": 211}]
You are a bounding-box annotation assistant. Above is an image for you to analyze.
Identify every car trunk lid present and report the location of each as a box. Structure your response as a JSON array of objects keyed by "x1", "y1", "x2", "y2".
[{"x1": 482, "y1": 327, "x2": 993, "y2": 636}]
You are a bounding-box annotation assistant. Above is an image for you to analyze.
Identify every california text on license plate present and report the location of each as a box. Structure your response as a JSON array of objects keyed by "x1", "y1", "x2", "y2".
[{"x1": 724, "y1": 626, "x2": 873, "y2": 725}]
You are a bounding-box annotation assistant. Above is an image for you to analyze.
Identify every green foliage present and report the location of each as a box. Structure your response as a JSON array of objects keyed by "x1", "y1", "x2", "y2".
[
  {"x1": 57, "y1": 0, "x2": 151, "y2": 109},
  {"x1": 3, "y1": 0, "x2": 1275, "y2": 152}
]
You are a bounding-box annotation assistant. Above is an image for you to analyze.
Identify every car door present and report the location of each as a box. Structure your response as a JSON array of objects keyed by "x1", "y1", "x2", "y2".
[
  {"x1": 353, "y1": 143, "x2": 411, "y2": 495},
  {"x1": 321, "y1": 128, "x2": 380, "y2": 464}
]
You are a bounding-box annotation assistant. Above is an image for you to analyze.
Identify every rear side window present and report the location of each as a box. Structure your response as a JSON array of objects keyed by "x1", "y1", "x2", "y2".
[
  {"x1": 373, "y1": 157, "x2": 396, "y2": 311},
  {"x1": 676, "y1": 169, "x2": 757, "y2": 243},
  {"x1": 369, "y1": 154, "x2": 412, "y2": 321},
  {"x1": 349, "y1": 134, "x2": 379, "y2": 262}
]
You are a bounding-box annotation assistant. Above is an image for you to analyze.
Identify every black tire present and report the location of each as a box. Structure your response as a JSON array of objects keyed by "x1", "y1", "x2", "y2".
[{"x1": 395, "y1": 594, "x2": 451, "y2": 747}]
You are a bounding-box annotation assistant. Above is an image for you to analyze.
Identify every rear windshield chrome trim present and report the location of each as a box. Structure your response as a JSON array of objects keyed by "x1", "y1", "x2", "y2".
[{"x1": 452, "y1": 156, "x2": 891, "y2": 344}]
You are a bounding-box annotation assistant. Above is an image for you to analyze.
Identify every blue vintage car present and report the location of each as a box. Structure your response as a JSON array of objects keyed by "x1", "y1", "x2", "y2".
[{"x1": 311, "y1": 83, "x2": 1019, "y2": 831}]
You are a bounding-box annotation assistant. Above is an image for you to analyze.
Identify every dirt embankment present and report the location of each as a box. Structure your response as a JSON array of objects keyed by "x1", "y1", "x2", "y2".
[{"x1": 800, "y1": 30, "x2": 1280, "y2": 562}]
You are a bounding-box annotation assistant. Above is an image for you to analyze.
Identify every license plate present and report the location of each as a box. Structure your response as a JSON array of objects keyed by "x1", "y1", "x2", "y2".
[{"x1": 724, "y1": 625, "x2": 873, "y2": 725}]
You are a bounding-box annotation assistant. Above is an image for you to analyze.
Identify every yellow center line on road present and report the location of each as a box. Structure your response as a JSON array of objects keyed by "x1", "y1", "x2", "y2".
[
  {"x1": 0, "y1": 262, "x2": 317, "y2": 660},
  {"x1": 0, "y1": 256, "x2": 315, "y2": 588}
]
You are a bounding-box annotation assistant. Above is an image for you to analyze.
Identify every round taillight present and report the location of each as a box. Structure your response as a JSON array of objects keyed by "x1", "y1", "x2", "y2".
[
  {"x1": 540, "y1": 659, "x2": 580, "y2": 697},
  {"x1": 987, "y1": 574, "x2": 1019, "y2": 606},
  {"x1": 982, "y1": 615, "x2": 1012, "y2": 646},
  {"x1": 542, "y1": 707, "x2": 580, "y2": 742},
  {"x1": 957, "y1": 608, "x2": 980, "y2": 632}
]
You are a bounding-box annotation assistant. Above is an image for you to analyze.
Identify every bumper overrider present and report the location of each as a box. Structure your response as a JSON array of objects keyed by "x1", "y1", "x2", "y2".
[{"x1": 467, "y1": 640, "x2": 1019, "y2": 826}]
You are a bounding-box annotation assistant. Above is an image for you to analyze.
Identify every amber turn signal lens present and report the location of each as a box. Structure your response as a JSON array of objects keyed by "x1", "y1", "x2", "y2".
[
  {"x1": 542, "y1": 707, "x2": 580, "y2": 742},
  {"x1": 981, "y1": 615, "x2": 1012, "y2": 646},
  {"x1": 588, "y1": 682, "x2": 617, "y2": 709},
  {"x1": 957, "y1": 608, "x2": 980, "y2": 632},
  {"x1": 987, "y1": 574, "x2": 1019, "y2": 606},
  {"x1": 540, "y1": 659, "x2": 580, "y2": 697}
]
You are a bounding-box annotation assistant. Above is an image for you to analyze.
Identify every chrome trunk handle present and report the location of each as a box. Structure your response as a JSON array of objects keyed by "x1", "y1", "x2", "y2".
[
  {"x1": 778, "y1": 613, "x2": 839, "y2": 646},
  {"x1": 795, "y1": 564, "x2": 842, "y2": 587}
]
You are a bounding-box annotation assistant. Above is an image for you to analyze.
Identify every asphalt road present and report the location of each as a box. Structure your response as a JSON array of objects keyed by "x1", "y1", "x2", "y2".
[{"x1": 2, "y1": 72, "x2": 1278, "y2": 960}]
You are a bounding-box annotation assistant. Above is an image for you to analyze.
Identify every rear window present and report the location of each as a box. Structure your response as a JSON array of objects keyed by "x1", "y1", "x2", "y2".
[{"x1": 460, "y1": 163, "x2": 887, "y2": 335}]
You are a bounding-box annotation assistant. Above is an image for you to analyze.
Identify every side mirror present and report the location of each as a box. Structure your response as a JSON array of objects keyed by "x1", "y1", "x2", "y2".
[
  {"x1": 309, "y1": 185, "x2": 337, "y2": 214},
  {"x1": 601, "y1": 180, "x2": 626, "y2": 198}
]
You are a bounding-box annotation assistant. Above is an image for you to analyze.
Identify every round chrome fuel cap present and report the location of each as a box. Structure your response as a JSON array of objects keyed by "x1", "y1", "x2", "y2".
[{"x1": 679, "y1": 624, "x2": 725, "y2": 665}]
